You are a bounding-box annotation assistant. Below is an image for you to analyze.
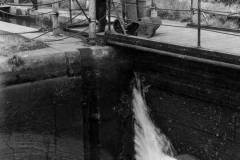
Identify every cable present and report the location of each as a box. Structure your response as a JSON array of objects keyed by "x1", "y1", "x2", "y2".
[
  {"x1": 47, "y1": 15, "x2": 108, "y2": 43},
  {"x1": 73, "y1": 0, "x2": 90, "y2": 22},
  {"x1": 201, "y1": 8, "x2": 240, "y2": 15},
  {"x1": 155, "y1": 7, "x2": 192, "y2": 12},
  {"x1": 112, "y1": 1, "x2": 192, "y2": 12},
  {"x1": 201, "y1": 9, "x2": 240, "y2": 17},
  {"x1": 0, "y1": 30, "x2": 42, "y2": 35},
  {"x1": 0, "y1": 10, "x2": 84, "y2": 38},
  {"x1": 64, "y1": 12, "x2": 85, "y2": 26},
  {"x1": 30, "y1": 12, "x2": 88, "y2": 40},
  {"x1": 201, "y1": 27, "x2": 240, "y2": 37},
  {"x1": 5, "y1": 0, "x2": 66, "y2": 7},
  {"x1": 44, "y1": 28, "x2": 89, "y2": 42},
  {"x1": 0, "y1": 8, "x2": 52, "y2": 17},
  {"x1": 0, "y1": 0, "x2": 90, "y2": 42},
  {"x1": 30, "y1": 30, "x2": 52, "y2": 40}
]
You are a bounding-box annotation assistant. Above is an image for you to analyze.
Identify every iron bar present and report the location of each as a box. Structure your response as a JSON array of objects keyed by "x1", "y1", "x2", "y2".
[
  {"x1": 69, "y1": 0, "x2": 72, "y2": 24},
  {"x1": 198, "y1": 0, "x2": 201, "y2": 47},
  {"x1": 108, "y1": 0, "x2": 111, "y2": 32},
  {"x1": 190, "y1": 0, "x2": 194, "y2": 24}
]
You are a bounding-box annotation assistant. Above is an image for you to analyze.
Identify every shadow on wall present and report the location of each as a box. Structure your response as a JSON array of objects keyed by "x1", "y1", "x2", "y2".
[{"x1": 0, "y1": 47, "x2": 134, "y2": 160}]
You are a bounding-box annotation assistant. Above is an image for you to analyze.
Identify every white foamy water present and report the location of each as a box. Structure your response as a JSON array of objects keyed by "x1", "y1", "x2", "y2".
[{"x1": 132, "y1": 87, "x2": 177, "y2": 160}]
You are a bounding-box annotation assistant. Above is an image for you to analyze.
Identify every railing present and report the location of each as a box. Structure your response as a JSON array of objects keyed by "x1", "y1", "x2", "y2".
[
  {"x1": 0, "y1": 0, "x2": 90, "y2": 42},
  {"x1": 107, "y1": 0, "x2": 240, "y2": 48}
]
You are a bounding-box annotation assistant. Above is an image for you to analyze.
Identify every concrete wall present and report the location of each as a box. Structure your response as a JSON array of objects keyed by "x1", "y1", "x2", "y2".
[
  {"x1": 0, "y1": 46, "x2": 133, "y2": 160},
  {"x1": 117, "y1": 46, "x2": 240, "y2": 160},
  {"x1": 0, "y1": 44, "x2": 239, "y2": 160}
]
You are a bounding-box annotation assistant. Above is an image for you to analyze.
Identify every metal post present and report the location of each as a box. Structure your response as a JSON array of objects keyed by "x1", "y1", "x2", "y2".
[
  {"x1": 136, "y1": 0, "x2": 139, "y2": 20},
  {"x1": 69, "y1": 0, "x2": 72, "y2": 24},
  {"x1": 52, "y1": 0, "x2": 61, "y2": 36},
  {"x1": 89, "y1": 0, "x2": 96, "y2": 43},
  {"x1": 190, "y1": 0, "x2": 194, "y2": 24},
  {"x1": 108, "y1": 0, "x2": 111, "y2": 32},
  {"x1": 197, "y1": 0, "x2": 201, "y2": 47}
]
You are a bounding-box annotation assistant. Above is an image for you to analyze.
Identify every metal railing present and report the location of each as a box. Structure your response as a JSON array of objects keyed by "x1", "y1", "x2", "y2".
[{"x1": 107, "y1": 0, "x2": 240, "y2": 48}]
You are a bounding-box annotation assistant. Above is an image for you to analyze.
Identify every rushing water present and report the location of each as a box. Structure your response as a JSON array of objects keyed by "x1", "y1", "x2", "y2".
[{"x1": 132, "y1": 86, "x2": 177, "y2": 160}]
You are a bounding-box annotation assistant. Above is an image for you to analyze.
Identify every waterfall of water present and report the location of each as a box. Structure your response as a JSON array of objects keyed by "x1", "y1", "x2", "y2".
[{"x1": 132, "y1": 87, "x2": 177, "y2": 160}]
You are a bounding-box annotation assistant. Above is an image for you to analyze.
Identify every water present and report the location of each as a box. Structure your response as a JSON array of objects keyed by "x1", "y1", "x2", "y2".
[{"x1": 132, "y1": 86, "x2": 177, "y2": 160}]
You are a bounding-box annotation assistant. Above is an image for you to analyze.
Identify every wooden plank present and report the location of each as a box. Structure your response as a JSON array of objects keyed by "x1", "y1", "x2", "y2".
[{"x1": 104, "y1": 32, "x2": 240, "y2": 66}]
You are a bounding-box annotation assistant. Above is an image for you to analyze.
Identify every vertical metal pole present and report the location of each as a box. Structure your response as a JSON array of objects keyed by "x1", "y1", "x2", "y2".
[
  {"x1": 89, "y1": 0, "x2": 96, "y2": 43},
  {"x1": 197, "y1": 0, "x2": 201, "y2": 47},
  {"x1": 136, "y1": 0, "x2": 139, "y2": 20},
  {"x1": 69, "y1": 0, "x2": 72, "y2": 24},
  {"x1": 190, "y1": 0, "x2": 194, "y2": 24},
  {"x1": 52, "y1": 0, "x2": 61, "y2": 36},
  {"x1": 108, "y1": 0, "x2": 111, "y2": 32}
]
